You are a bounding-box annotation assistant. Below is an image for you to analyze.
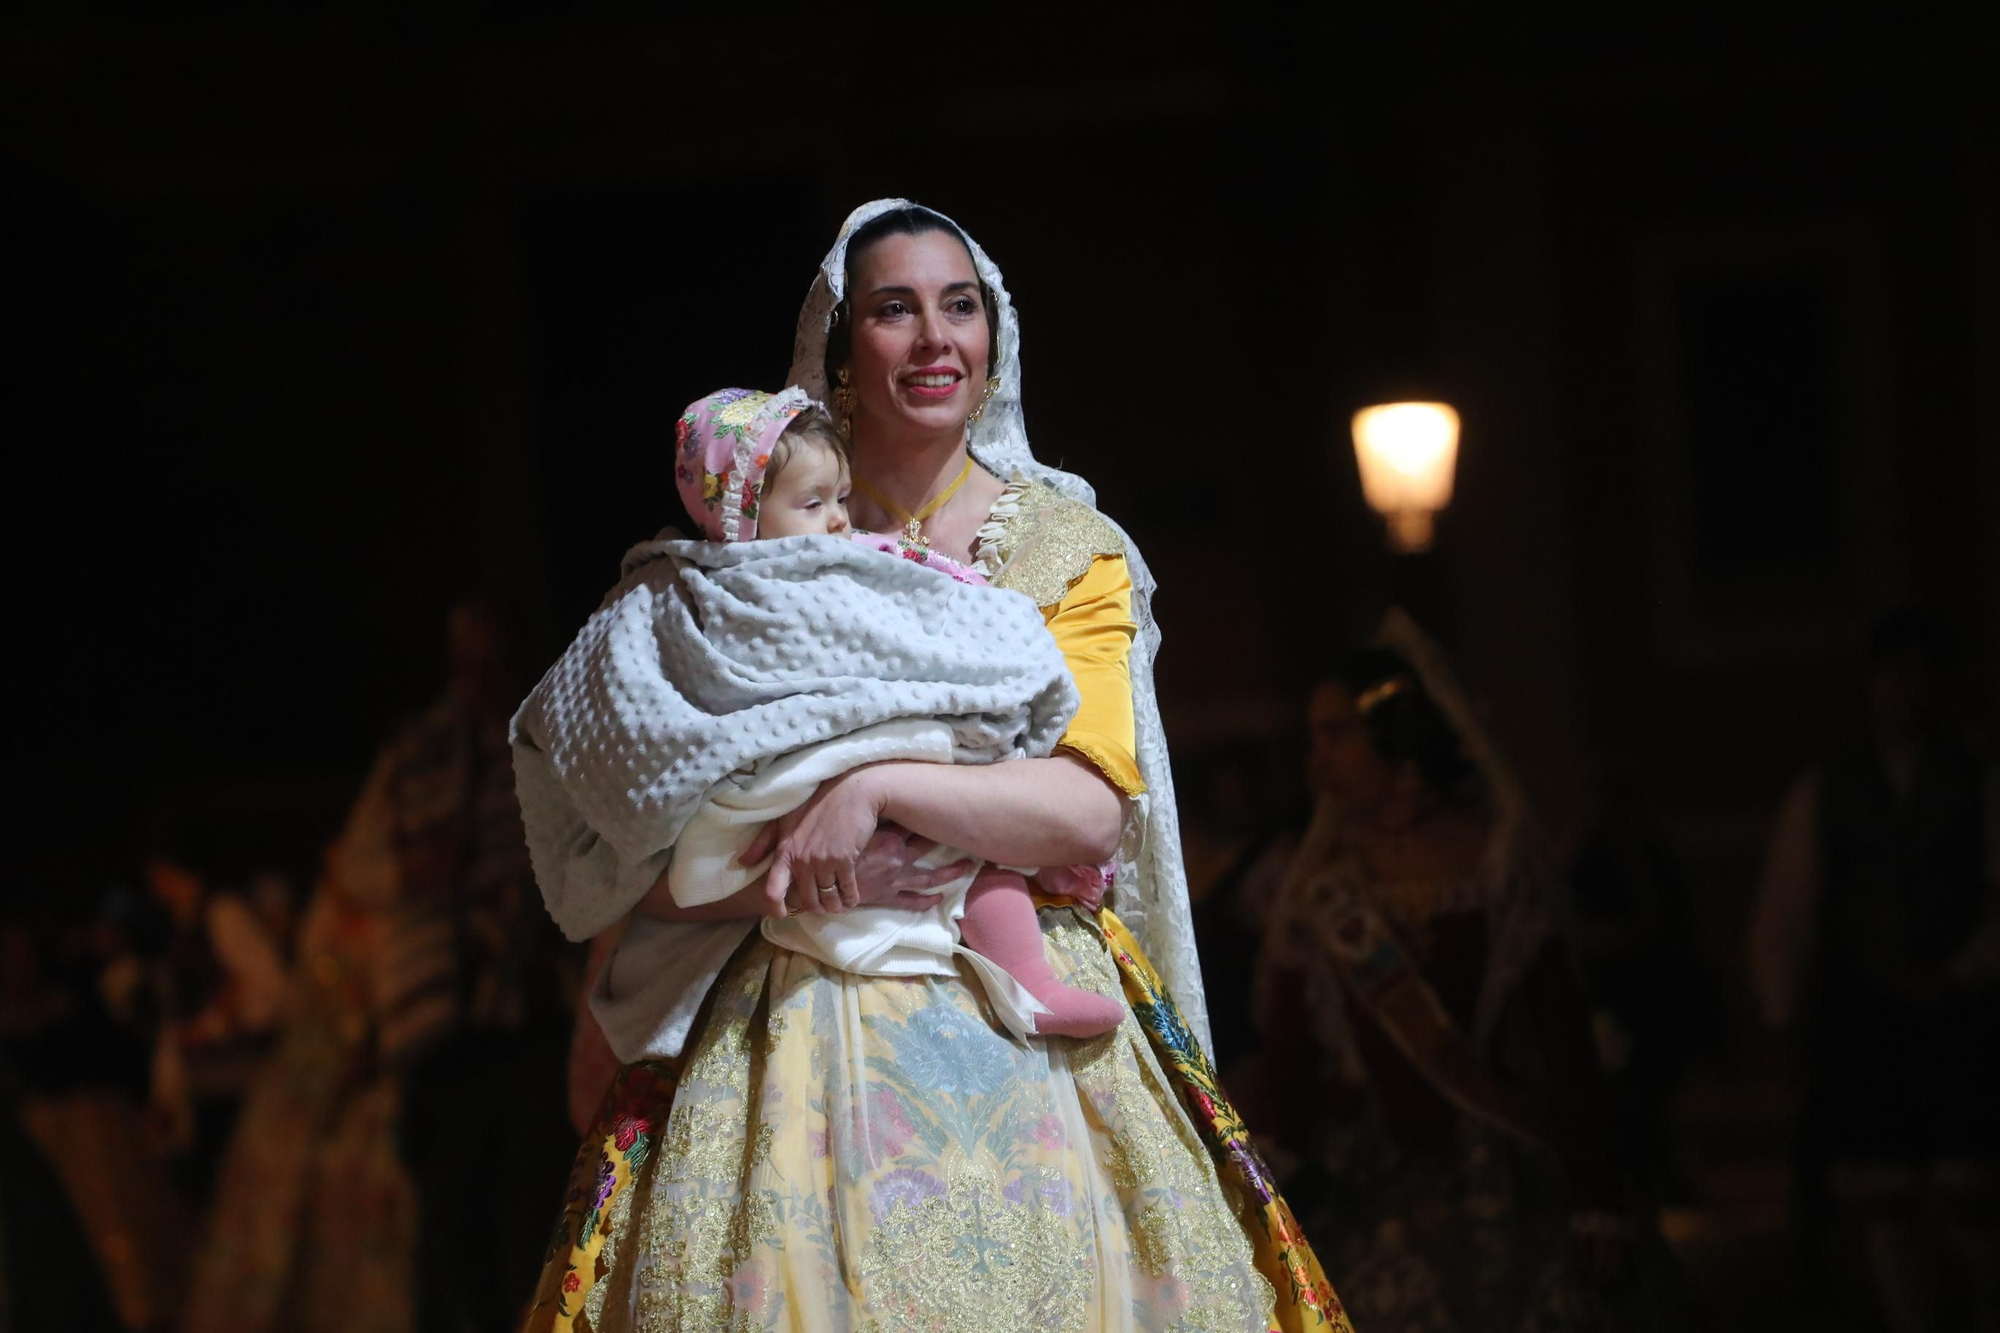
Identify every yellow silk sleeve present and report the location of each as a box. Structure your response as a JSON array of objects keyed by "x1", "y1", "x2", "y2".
[{"x1": 1043, "y1": 555, "x2": 1146, "y2": 797}]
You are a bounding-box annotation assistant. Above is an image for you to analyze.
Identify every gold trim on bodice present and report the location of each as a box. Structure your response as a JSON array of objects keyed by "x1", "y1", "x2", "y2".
[{"x1": 980, "y1": 480, "x2": 1128, "y2": 608}]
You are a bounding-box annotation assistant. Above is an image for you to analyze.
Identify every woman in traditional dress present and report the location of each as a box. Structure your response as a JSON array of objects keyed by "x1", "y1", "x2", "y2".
[
  {"x1": 188, "y1": 597, "x2": 570, "y2": 1333},
  {"x1": 1251, "y1": 613, "x2": 1675, "y2": 1333},
  {"x1": 522, "y1": 200, "x2": 1341, "y2": 1333}
]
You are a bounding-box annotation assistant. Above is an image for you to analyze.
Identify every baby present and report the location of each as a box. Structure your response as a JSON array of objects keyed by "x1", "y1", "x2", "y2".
[{"x1": 560, "y1": 386, "x2": 1121, "y2": 1041}]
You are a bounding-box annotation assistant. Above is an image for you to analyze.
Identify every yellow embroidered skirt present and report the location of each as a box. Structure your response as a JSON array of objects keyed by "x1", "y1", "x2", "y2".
[{"x1": 525, "y1": 908, "x2": 1347, "y2": 1333}]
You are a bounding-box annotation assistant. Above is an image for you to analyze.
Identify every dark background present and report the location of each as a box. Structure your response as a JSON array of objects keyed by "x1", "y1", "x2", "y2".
[{"x1": 4, "y1": 6, "x2": 1995, "y2": 1323}]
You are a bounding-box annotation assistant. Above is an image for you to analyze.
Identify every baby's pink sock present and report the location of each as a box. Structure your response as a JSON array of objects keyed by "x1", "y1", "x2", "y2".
[{"x1": 960, "y1": 869, "x2": 1125, "y2": 1039}]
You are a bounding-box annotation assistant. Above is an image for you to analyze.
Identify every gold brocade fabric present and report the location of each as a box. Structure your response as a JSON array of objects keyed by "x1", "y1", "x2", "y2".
[
  {"x1": 981, "y1": 481, "x2": 1129, "y2": 611},
  {"x1": 522, "y1": 907, "x2": 1363, "y2": 1333}
]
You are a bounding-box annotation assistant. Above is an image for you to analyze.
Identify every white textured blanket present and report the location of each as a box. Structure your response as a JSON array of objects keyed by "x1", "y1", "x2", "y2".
[
  {"x1": 594, "y1": 718, "x2": 1050, "y2": 1063},
  {"x1": 511, "y1": 530, "x2": 1079, "y2": 943}
]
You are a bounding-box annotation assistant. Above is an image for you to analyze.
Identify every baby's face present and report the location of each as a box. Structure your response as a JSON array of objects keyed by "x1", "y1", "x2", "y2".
[{"x1": 757, "y1": 442, "x2": 852, "y2": 539}]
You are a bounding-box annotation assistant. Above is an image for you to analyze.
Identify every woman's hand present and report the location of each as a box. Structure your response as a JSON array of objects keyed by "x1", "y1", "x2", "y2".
[
  {"x1": 745, "y1": 775, "x2": 971, "y2": 917},
  {"x1": 759, "y1": 767, "x2": 892, "y2": 915}
]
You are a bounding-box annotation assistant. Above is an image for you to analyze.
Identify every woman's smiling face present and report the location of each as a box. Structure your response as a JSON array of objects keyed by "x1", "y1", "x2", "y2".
[{"x1": 843, "y1": 229, "x2": 991, "y2": 445}]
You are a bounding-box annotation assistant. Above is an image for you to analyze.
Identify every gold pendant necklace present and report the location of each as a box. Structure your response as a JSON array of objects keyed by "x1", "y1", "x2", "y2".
[{"x1": 850, "y1": 455, "x2": 974, "y2": 551}]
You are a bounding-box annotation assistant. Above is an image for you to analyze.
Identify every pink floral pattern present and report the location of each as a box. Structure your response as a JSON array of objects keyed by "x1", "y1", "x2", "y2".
[
  {"x1": 848, "y1": 531, "x2": 990, "y2": 585},
  {"x1": 674, "y1": 387, "x2": 816, "y2": 541},
  {"x1": 1025, "y1": 1111, "x2": 1067, "y2": 1150}
]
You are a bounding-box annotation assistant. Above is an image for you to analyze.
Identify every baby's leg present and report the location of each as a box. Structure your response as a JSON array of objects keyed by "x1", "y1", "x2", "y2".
[{"x1": 959, "y1": 868, "x2": 1125, "y2": 1039}]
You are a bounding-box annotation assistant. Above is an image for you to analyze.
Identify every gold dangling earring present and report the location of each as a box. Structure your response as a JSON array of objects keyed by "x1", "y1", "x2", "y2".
[
  {"x1": 966, "y1": 374, "x2": 1000, "y2": 427},
  {"x1": 833, "y1": 366, "x2": 856, "y2": 443}
]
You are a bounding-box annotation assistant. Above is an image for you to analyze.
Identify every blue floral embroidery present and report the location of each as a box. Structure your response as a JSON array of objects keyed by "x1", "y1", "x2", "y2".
[{"x1": 879, "y1": 1001, "x2": 1019, "y2": 1096}]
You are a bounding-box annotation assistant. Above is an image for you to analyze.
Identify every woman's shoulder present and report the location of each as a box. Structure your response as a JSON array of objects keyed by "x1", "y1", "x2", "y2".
[{"x1": 975, "y1": 475, "x2": 1128, "y2": 608}]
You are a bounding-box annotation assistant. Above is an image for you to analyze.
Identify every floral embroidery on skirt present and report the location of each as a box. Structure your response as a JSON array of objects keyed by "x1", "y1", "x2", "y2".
[{"x1": 525, "y1": 909, "x2": 1345, "y2": 1333}]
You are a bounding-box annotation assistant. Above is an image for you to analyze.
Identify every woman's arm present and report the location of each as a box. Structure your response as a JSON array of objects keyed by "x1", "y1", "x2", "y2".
[
  {"x1": 640, "y1": 826, "x2": 977, "y2": 919},
  {"x1": 764, "y1": 756, "x2": 1124, "y2": 912},
  {"x1": 867, "y1": 755, "x2": 1123, "y2": 867}
]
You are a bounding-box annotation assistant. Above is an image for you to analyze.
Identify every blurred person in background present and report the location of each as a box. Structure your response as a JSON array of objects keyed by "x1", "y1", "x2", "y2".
[
  {"x1": 332, "y1": 594, "x2": 577, "y2": 1333},
  {"x1": 1751, "y1": 607, "x2": 1998, "y2": 1333},
  {"x1": 1245, "y1": 611, "x2": 1684, "y2": 1332}
]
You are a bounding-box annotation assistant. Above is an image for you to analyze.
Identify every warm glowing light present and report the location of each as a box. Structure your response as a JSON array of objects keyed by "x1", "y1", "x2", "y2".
[{"x1": 1351, "y1": 401, "x2": 1461, "y2": 552}]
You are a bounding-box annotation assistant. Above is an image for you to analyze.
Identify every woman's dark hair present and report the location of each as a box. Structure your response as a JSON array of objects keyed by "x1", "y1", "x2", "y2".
[
  {"x1": 823, "y1": 206, "x2": 1000, "y2": 389},
  {"x1": 1322, "y1": 645, "x2": 1475, "y2": 796}
]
